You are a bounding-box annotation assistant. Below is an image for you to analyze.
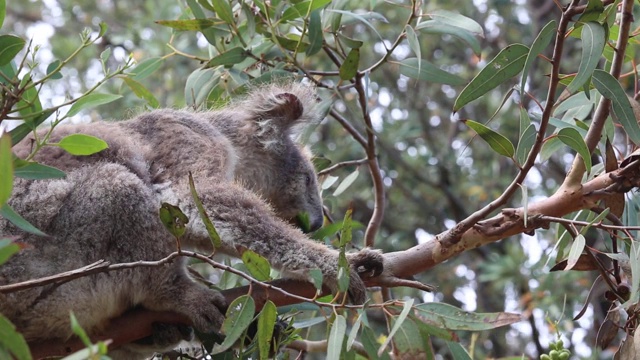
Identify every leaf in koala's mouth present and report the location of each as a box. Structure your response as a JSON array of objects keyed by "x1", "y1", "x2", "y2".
[{"x1": 294, "y1": 212, "x2": 312, "y2": 233}]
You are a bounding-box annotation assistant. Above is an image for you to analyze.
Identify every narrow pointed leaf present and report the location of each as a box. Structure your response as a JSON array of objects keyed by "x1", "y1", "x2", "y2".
[
  {"x1": 188, "y1": 172, "x2": 222, "y2": 249},
  {"x1": 398, "y1": 58, "x2": 465, "y2": 86},
  {"x1": 333, "y1": 168, "x2": 359, "y2": 196},
  {"x1": 0, "y1": 204, "x2": 47, "y2": 236},
  {"x1": 516, "y1": 123, "x2": 536, "y2": 165},
  {"x1": 328, "y1": 315, "x2": 347, "y2": 360},
  {"x1": 416, "y1": 21, "x2": 481, "y2": 55},
  {"x1": 211, "y1": 0, "x2": 235, "y2": 25},
  {"x1": 521, "y1": 20, "x2": 556, "y2": 100},
  {"x1": 66, "y1": 93, "x2": 122, "y2": 118},
  {"x1": 464, "y1": 120, "x2": 515, "y2": 157},
  {"x1": 205, "y1": 47, "x2": 248, "y2": 68},
  {"x1": 0, "y1": 0, "x2": 5, "y2": 28},
  {"x1": 429, "y1": 10, "x2": 483, "y2": 36},
  {"x1": 566, "y1": 22, "x2": 605, "y2": 94},
  {"x1": 14, "y1": 162, "x2": 65, "y2": 180},
  {"x1": 557, "y1": 127, "x2": 592, "y2": 174},
  {"x1": 414, "y1": 302, "x2": 524, "y2": 330},
  {"x1": 592, "y1": 69, "x2": 640, "y2": 145},
  {"x1": 241, "y1": 249, "x2": 271, "y2": 281},
  {"x1": 0, "y1": 133, "x2": 12, "y2": 206},
  {"x1": 565, "y1": 234, "x2": 586, "y2": 271},
  {"x1": 123, "y1": 77, "x2": 159, "y2": 108},
  {"x1": 280, "y1": 0, "x2": 332, "y2": 23},
  {"x1": 378, "y1": 298, "x2": 414, "y2": 356},
  {"x1": 339, "y1": 48, "x2": 359, "y2": 80},
  {"x1": 454, "y1": 44, "x2": 528, "y2": 111},
  {"x1": 219, "y1": 295, "x2": 256, "y2": 352},
  {"x1": 305, "y1": 10, "x2": 323, "y2": 56},
  {"x1": 155, "y1": 18, "x2": 220, "y2": 31},
  {"x1": 0, "y1": 314, "x2": 31, "y2": 360},
  {"x1": 257, "y1": 301, "x2": 277, "y2": 360},
  {"x1": 130, "y1": 57, "x2": 164, "y2": 80},
  {"x1": 405, "y1": 25, "x2": 420, "y2": 72}
]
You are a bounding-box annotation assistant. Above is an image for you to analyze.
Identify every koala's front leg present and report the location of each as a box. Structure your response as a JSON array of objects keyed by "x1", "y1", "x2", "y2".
[{"x1": 178, "y1": 181, "x2": 383, "y2": 304}]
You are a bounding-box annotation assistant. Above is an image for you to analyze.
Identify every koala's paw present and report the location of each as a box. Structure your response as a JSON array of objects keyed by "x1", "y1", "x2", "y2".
[
  {"x1": 348, "y1": 248, "x2": 384, "y2": 279},
  {"x1": 345, "y1": 248, "x2": 384, "y2": 305},
  {"x1": 188, "y1": 289, "x2": 227, "y2": 334},
  {"x1": 149, "y1": 323, "x2": 194, "y2": 347}
]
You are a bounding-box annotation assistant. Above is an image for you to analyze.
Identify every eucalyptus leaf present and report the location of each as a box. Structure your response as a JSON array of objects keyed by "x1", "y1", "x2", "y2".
[
  {"x1": 566, "y1": 22, "x2": 605, "y2": 94},
  {"x1": 398, "y1": 58, "x2": 465, "y2": 86},
  {"x1": 0, "y1": 35, "x2": 25, "y2": 66},
  {"x1": 66, "y1": 93, "x2": 122, "y2": 118},
  {"x1": 521, "y1": 20, "x2": 556, "y2": 100},
  {"x1": 454, "y1": 44, "x2": 528, "y2": 111},
  {"x1": 218, "y1": 295, "x2": 256, "y2": 352},
  {"x1": 328, "y1": 315, "x2": 347, "y2": 360},
  {"x1": 0, "y1": 133, "x2": 12, "y2": 206},
  {"x1": 557, "y1": 127, "x2": 592, "y2": 174},
  {"x1": 592, "y1": 69, "x2": 640, "y2": 145},
  {"x1": 56, "y1": 134, "x2": 109, "y2": 156},
  {"x1": 464, "y1": 120, "x2": 515, "y2": 157}
]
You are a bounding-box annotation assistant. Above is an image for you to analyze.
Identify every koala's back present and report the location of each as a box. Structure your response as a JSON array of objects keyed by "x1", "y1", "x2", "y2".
[{"x1": 0, "y1": 109, "x2": 238, "y2": 343}]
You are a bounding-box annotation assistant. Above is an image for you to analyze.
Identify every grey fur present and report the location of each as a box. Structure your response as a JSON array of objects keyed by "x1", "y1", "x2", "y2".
[{"x1": 0, "y1": 83, "x2": 383, "y2": 358}]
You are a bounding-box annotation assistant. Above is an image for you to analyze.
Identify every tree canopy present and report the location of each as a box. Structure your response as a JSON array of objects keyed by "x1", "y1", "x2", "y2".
[{"x1": 2, "y1": 0, "x2": 640, "y2": 359}]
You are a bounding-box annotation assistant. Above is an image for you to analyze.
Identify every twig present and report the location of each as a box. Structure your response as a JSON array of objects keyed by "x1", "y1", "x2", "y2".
[{"x1": 318, "y1": 158, "x2": 368, "y2": 176}]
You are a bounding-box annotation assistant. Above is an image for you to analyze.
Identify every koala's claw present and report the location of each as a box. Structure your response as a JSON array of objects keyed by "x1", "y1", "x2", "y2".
[
  {"x1": 150, "y1": 323, "x2": 194, "y2": 346},
  {"x1": 348, "y1": 248, "x2": 384, "y2": 279},
  {"x1": 344, "y1": 248, "x2": 384, "y2": 304},
  {"x1": 187, "y1": 289, "x2": 227, "y2": 334}
]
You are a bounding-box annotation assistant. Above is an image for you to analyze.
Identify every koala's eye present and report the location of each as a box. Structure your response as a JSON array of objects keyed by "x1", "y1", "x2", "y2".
[{"x1": 305, "y1": 175, "x2": 312, "y2": 186}]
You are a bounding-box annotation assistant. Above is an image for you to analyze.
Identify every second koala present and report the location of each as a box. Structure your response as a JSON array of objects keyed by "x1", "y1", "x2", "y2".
[{"x1": 0, "y1": 83, "x2": 383, "y2": 358}]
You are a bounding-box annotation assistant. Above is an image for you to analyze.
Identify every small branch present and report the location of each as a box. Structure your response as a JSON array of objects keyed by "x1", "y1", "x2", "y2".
[
  {"x1": 441, "y1": 0, "x2": 580, "y2": 246},
  {"x1": 354, "y1": 75, "x2": 385, "y2": 247},
  {"x1": 317, "y1": 158, "x2": 368, "y2": 176},
  {"x1": 562, "y1": 0, "x2": 634, "y2": 187}
]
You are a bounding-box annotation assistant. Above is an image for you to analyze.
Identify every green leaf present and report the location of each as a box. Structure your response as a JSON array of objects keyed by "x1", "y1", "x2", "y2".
[
  {"x1": 0, "y1": 238, "x2": 19, "y2": 266},
  {"x1": 212, "y1": 0, "x2": 235, "y2": 25},
  {"x1": 446, "y1": 341, "x2": 472, "y2": 360},
  {"x1": 46, "y1": 60, "x2": 63, "y2": 80},
  {"x1": 123, "y1": 77, "x2": 159, "y2": 108},
  {"x1": 305, "y1": 10, "x2": 323, "y2": 56},
  {"x1": 241, "y1": 249, "x2": 271, "y2": 281},
  {"x1": 463, "y1": 120, "x2": 515, "y2": 157},
  {"x1": 565, "y1": 234, "x2": 586, "y2": 271},
  {"x1": 0, "y1": 133, "x2": 12, "y2": 206},
  {"x1": 414, "y1": 302, "x2": 524, "y2": 331},
  {"x1": 70, "y1": 312, "x2": 92, "y2": 346},
  {"x1": 326, "y1": 10, "x2": 383, "y2": 42},
  {"x1": 415, "y1": 20, "x2": 481, "y2": 56},
  {"x1": 557, "y1": 127, "x2": 592, "y2": 174},
  {"x1": 521, "y1": 20, "x2": 556, "y2": 101},
  {"x1": 280, "y1": 0, "x2": 332, "y2": 23},
  {"x1": 0, "y1": 35, "x2": 25, "y2": 66},
  {"x1": 56, "y1": 134, "x2": 108, "y2": 156},
  {"x1": 158, "y1": 202, "x2": 189, "y2": 239},
  {"x1": 378, "y1": 298, "x2": 414, "y2": 356},
  {"x1": 516, "y1": 123, "x2": 536, "y2": 165},
  {"x1": 362, "y1": 327, "x2": 392, "y2": 360},
  {"x1": 333, "y1": 168, "x2": 359, "y2": 197},
  {"x1": 0, "y1": 314, "x2": 31, "y2": 360},
  {"x1": 398, "y1": 58, "x2": 466, "y2": 86},
  {"x1": 155, "y1": 18, "x2": 220, "y2": 31},
  {"x1": 339, "y1": 48, "x2": 359, "y2": 80},
  {"x1": 130, "y1": 57, "x2": 164, "y2": 80},
  {"x1": 308, "y1": 268, "x2": 323, "y2": 290},
  {"x1": 581, "y1": 208, "x2": 609, "y2": 235},
  {"x1": 337, "y1": 33, "x2": 363, "y2": 49},
  {"x1": 454, "y1": 44, "x2": 528, "y2": 111},
  {"x1": 205, "y1": 47, "x2": 248, "y2": 68},
  {"x1": 188, "y1": 172, "x2": 222, "y2": 249},
  {"x1": 0, "y1": 0, "x2": 5, "y2": 28},
  {"x1": 185, "y1": 0, "x2": 218, "y2": 45},
  {"x1": 338, "y1": 208, "x2": 353, "y2": 247},
  {"x1": 66, "y1": 93, "x2": 122, "y2": 118},
  {"x1": 327, "y1": 315, "x2": 347, "y2": 360},
  {"x1": 592, "y1": 69, "x2": 640, "y2": 145},
  {"x1": 346, "y1": 311, "x2": 363, "y2": 351},
  {"x1": 185, "y1": 67, "x2": 219, "y2": 107},
  {"x1": 9, "y1": 110, "x2": 54, "y2": 146},
  {"x1": 0, "y1": 203, "x2": 47, "y2": 237},
  {"x1": 337, "y1": 252, "x2": 350, "y2": 293},
  {"x1": 576, "y1": 0, "x2": 605, "y2": 25},
  {"x1": 17, "y1": 73, "x2": 42, "y2": 118},
  {"x1": 566, "y1": 22, "x2": 605, "y2": 94},
  {"x1": 390, "y1": 318, "x2": 428, "y2": 358},
  {"x1": 219, "y1": 295, "x2": 256, "y2": 352},
  {"x1": 429, "y1": 10, "x2": 483, "y2": 36},
  {"x1": 405, "y1": 26, "x2": 420, "y2": 68},
  {"x1": 14, "y1": 161, "x2": 65, "y2": 180},
  {"x1": 257, "y1": 300, "x2": 277, "y2": 360}
]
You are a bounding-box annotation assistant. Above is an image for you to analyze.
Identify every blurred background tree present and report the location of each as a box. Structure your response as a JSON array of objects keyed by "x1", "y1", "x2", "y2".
[{"x1": 3, "y1": 0, "x2": 640, "y2": 359}]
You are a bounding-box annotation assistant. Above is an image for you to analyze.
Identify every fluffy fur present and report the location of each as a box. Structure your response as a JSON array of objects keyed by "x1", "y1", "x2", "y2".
[{"x1": 0, "y1": 83, "x2": 383, "y2": 358}]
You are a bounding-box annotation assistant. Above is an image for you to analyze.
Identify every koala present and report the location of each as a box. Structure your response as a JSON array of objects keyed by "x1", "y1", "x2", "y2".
[{"x1": 0, "y1": 83, "x2": 383, "y2": 358}]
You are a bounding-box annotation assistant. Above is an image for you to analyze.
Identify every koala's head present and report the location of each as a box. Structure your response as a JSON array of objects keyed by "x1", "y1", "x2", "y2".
[{"x1": 218, "y1": 83, "x2": 325, "y2": 232}]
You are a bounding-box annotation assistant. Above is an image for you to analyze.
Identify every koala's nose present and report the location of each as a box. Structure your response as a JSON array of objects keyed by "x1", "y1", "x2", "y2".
[{"x1": 308, "y1": 215, "x2": 323, "y2": 232}]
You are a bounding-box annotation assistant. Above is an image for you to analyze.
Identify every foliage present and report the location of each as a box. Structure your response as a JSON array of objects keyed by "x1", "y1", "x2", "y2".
[{"x1": 4, "y1": 0, "x2": 640, "y2": 359}]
